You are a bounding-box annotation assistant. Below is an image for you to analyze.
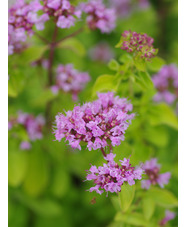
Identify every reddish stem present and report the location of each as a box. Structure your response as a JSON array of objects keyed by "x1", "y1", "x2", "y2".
[
  {"x1": 48, "y1": 25, "x2": 58, "y2": 86},
  {"x1": 100, "y1": 147, "x2": 107, "y2": 157}
]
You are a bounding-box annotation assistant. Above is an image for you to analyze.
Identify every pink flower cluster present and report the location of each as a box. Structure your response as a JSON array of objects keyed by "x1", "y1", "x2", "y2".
[
  {"x1": 121, "y1": 30, "x2": 157, "y2": 61},
  {"x1": 141, "y1": 158, "x2": 171, "y2": 189},
  {"x1": 8, "y1": 111, "x2": 45, "y2": 150},
  {"x1": 81, "y1": 0, "x2": 116, "y2": 33},
  {"x1": 109, "y1": 0, "x2": 149, "y2": 18},
  {"x1": 40, "y1": 0, "x2": 81, "y2": 29},
  {"x1": 54, "y1": 92, "x2": 135, "y2": 151},
  {"x1": 152, "y1": 64, "x2": 178, "y2": 104},
  {"x1": 8, "y1": 0, "x2": 47, "y2": 55},
  {"x1": 86, "y1": 153, "x2": 143, "y2": 194},
  {"x1": 159, "y1": 210, "x2": 176, "y2": 226},
  {"x1": 89, "y1": 42, "x2": 114, "y2": 63},
  {"x1": 51, "y1": 64, "x2": 90, "y2": 101}
]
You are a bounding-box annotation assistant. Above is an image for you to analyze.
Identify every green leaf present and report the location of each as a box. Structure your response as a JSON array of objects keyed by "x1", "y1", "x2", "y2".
[
  {"x1": 115, "y1": 212, "x2": 148, "y2": 226},
  {"x1": 19, "y1": 45, "x2": 48, "y2": 64},
  {"x1": 147, "y1": 57, "x2": 166, "y2": 72},
  {"x1": 147, "y1": 103, "x2": 178, "y2": 129},
  {"x1": 115, "y1": 37, "x2": 124, "y2": 48},
  {"x1": 92, "y1": 74, "x2": 121, "y2": 97},
  {"x1": 144, "y1": 126, "x2": 169, "y2": 147},
  {"x1": 108, "y1": 59, "x2": 120, "y2": 71},
  {"x1": 8, "y1": 151, "x2": 28, "y2": 187},
  {"x1": 15, "y1": 192, "x2": 62, "y2": 217},
  {"x1": 8, "y1": 70, "x2": 26, "y2": 97},
  {"x1": 119, "y1": 53, "x2": 133, "y2": 64},
  {"x1": 110, "y1": 196, "x2": 121, "y2": 212},
  {"x1": 145, "y1": 188, "x2": 178, "y2": 208},
  {"x1": 142, "y1": 198, "x2": 155, "y2": 220},
  {"x1": 134, "y1": 55, "x2": 146, "y2": 72},
  {"x1": 119, "y1": 183, "x2": 135, "y2": 212},
  {"x1": 139, "y1": 72, "x2": 153, "y2": 87},
  {"x1": 57, "y1": 38, "x2": 86, "y2": 57},
  {"x1": 23, "y1": 149, "x2": 49, "y2": 197},
  {"x1": 135, "y1": 72, "x2": 153, "y2": 90}
]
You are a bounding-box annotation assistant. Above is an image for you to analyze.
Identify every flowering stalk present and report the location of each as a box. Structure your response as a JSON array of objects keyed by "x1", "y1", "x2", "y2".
[{"x1": 86, "y1": 153, "x2": 143, "y2": 195}]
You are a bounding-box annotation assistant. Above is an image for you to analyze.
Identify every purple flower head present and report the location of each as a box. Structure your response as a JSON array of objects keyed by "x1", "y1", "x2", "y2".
[
  {"x1": 86, "y1": 154, "x2": 144, "y2": 194},
  {"x1": 152, "y1": 64, "x2": 178, "y2": 105},
  {"x1": 141, "y1": 158, "x2": 171, "y2": 189},
  {"x1": 20, "y1": 141, "x2": 31, "y2": 150},
  {"x1": 89, "y1": 42, "x2": 114, "y2": 63},
  {"x1": 120, "y1": 30, "x2": 158, "y2": 61},
  {"x1": 52, "y1": 64, "x2": 90, "y2": 100},
  {"x1": 11, "y1": 111, "x2": 45, "y2": 142},
  {"x1": 81, "y1": 0, "x2": 116, "y2": 33},
  {"x1": 159, "y1": 210, "x2": 176, "y2": 226},
  {"x1": 39, "y1": 0, "x2": 82, "y2": 29},
  {"x1": 53, "y1": 92, "x2": 135, "y2": 151},
  {"x1": 8, "y1": 0, "x2": 42, "y2": 55}
]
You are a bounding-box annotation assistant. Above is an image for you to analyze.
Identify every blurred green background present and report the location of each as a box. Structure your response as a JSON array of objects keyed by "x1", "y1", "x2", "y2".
[{"x1": 8, "y1": 0, "x2": 178, "y2": 226}]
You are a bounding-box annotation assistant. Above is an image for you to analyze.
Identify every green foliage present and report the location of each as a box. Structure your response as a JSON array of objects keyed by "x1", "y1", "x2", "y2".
[
  {"x1": 57, "y1": 38, "x2": 86, "y2": 57},
  {"x1": 147, "y1": 103, "x2": 178, "y2": 129},
  {"x1": 119, "y1": 184, "x2": 135, "y2": 212},
  {"x1": 115, "y1": 212, "x2": 148, "y2": 226},
  {"x1": 8, "y1": 151, "x2": 28, "y2": 187},
  {"x1": 145, "y1": 187, "x2": 178, "y2": 208},
  {"x1": 22, "y1": 149, "x2": 49, "y2": 197},
  {"x1": 19, "y1": 46, "x2": 48, "y2": 64},
  {"x1": 147, "y1": 57, "x2": 166, "y2": 72},
  {"x1": 92, "y1": 74, "x2": 121, "y2": 97},
  {"x1": 142, "y1": 198, "x2": 155, "y2": 220}
]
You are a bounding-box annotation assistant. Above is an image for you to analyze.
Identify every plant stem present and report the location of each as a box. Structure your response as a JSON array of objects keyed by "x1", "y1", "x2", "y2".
[
  {"x1": 100, "y1": 147, "x2": 106, "y2": 157},
  {"x1": 45, "y1": 25, "x2": 58, "y2": 129},
  {"x1": 48, "y1": 25, "x2": 58, "y2": 86}
]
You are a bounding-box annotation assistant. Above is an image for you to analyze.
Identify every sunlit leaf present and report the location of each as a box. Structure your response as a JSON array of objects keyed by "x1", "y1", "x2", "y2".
[
  {"x1": 142, "y1": 197, "x2": 155, "y2": 220},
  {"x1": 145, "y1": 187, "x2": 178, "y2": 208},
  {"x1": 57, "y1": 38, "x2": 86, "y2": 57},
  {"x1": 8, "y1": 151, "x2": 28, "y2": 187},
  {"x1": 92, "y1": 74, "x2": 121, "y2": 97},
  {"x1": 119, "y1": 183, "x2": 135, "y2": 212}
]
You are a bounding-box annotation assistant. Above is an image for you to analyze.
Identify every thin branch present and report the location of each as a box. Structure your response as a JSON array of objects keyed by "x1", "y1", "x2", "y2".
[
  {"x1": 55, "y1": 27, "x2": 84, "y2": 46},
  {"x1": 100, "y1": 147, "x2": 107, "y2": 157},
  {"x1": 34, "y1": 32, "x2": 50, "y2": 44}
]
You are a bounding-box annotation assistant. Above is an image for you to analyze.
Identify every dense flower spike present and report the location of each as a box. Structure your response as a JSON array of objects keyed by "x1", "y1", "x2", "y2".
[
  {"x1": 39, "y1": 0, "x2": 81, "y2": 29},
  {"x1": 152, "y1": 64, "x2": 178, "y2": 104},
  {"x1": 89, "y1": 42, "x2": 114, "y2": 63},
  {"x1": 54, "y1": 92, "x2": 135, "y2": 151},
  {"x1": 8, "y1": 0, "x2": 46, "y2": 55},
  {"x1": 9, "y1": 111, "x2": 45, "y2": 150},
  {"x1": 81, "y1": 0, "x2": 116, "y2": 33},
  {"x1": 121, "y1": 30, "x2": 158, "y2": 61},
  {"x1": 86, "y1": 153, "x2": 143, "y2": 194},
  {"x1": 159, "y1": 210, "x2": 176, "y2": 226},
  {"x1": 51, "y1": 64, "x2": 90, "y2": 101},
  {"x1": 141, "y1": 158, "x2": 171, "y2": 189}
]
